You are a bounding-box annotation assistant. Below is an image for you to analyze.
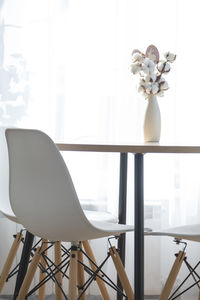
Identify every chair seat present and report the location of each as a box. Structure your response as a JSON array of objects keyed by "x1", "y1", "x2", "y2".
[
  {"x1": 91, "y1": 220, "x2": 134, "y2": 233},
  {"x1": 145, "y1": 224, "x2": 200, "y2": 242},
  {"x1": 1, "y1": 209, "x2": 118, "y2": 226},
  {"x1": 0, "y1": 210, "x2": 19, "y2": 223},
  {"x1": 84, "y1": 210, "x2": 118, "y2": 223}
]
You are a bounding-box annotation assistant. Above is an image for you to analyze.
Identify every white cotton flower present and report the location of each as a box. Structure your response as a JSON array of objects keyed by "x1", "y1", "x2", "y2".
[
  {"x1": 144, "y1": 75, "x2": 151, "y2": 82},
  {"x1": 146, "y1": 58, "x2": 154, "y2": 66},
  {"x1": 144, "y1": 74, "x2": 158, "y2": 85},
  {"x1": 157, "y1": 90, "x2": 164, "y2": 97},
  {"x1": 131, "y1": 63, "x2": 141, "y2": 74},
  {"x1": 142, "y1": 58, "x2": 155, "y2": 75},
  {"x1": 164, "y1": 62, "x2": 171, "y2": 72},
  {"x1": 142, "y1": 65, "x2": 153, "y2": 75},
  {"x1": 145, "y1": 83, "x2": 152, "y2": 94},
  {"x1": 164, "y1": 52, "x2": 176, "y2": 63},
  {"x1": 160, "y1": 81, "x2": 169, "y2": 90},
  {"x1": 159, "y1": 77, "x2": 166, "y2": 84},
  {"x1": 138, "y1": 85, "x2": 149, "y2": 98},
  {"x1": 141, "y1": 65, "x2": 149, "y2": 75},
  {"x1": 138, "y1": 80, "x2": 147, "y2": 94},
  {"x1": 150, "y1": 73, "x2": 157, "y2": 82},
  {"x1": 151, "y1": 83, "x2": 159, "y2": 94},
  {"x1": 146, "y1": 59, "x2": 155, "y2": 73},
  {"x1": 157, "y1": 61, "x2": 165, "y2": 72},
  {"x1": 138, "y1": 84, "x2": 145, "y2": 94},
  {"x1": 132, "y1": 53, "x2": 144, "y2": 63},
  {"x1": 157, "y1": 61, "x2": 171, "y2": 73},
  {"x1": 144, "y1": 74, "x2": 157, "y2": 82}
]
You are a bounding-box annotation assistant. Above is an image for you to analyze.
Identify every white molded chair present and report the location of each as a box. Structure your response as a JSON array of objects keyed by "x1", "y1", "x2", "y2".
[
  {"x1": 0, "y1": 128, "x2": 50, "y2": 299},
  {"x1": 3, "y1": 128, "x2": 134, "y2": 300},
  {"x1": 146, "y1": 224, "x2": 200, "y2": 299},
  {"x1": 0, "y1": 127, "x2": 119, "y2": 300}
]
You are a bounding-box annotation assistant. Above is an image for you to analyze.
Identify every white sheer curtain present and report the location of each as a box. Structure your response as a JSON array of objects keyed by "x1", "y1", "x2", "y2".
[{"x1": 1, "y1": 0, "x2": 200, "y2": 298}]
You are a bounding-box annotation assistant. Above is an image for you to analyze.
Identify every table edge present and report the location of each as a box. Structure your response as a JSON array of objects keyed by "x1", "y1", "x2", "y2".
[{"x1": 56, "y1": 143, "x2": 200, "y2": 154}]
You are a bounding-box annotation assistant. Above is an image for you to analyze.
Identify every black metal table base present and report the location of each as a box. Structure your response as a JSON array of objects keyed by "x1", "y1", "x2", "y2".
[
  {"x1": 134, "y1": 153, "x2": 144, "y2": 300},
  {"x1": 117, "y1": 153, "x2": 144, "y2": 300},
  {"x1": 117, "y1": 153, "x2": 128, "y2": 300}
]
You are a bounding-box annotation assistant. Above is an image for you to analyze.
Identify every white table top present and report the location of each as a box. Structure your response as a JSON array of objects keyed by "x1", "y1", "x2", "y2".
[{"x1": 56, "y1": 142, "x2": 200, "y2": 154}]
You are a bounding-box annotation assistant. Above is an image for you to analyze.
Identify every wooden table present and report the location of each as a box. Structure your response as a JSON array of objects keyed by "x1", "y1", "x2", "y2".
[{"x1": 56, "y1": 142, "x2": 200, "y2": 300}]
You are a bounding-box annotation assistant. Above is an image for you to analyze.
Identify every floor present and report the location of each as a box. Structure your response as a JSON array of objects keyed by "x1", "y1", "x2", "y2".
[
  {"x1": 0, "y1": 296, "x2": 102, "y2": 300},
  {"x1": 0, "y1": 296, "x2": 160, "y2": 300},
  {"x1": 0, "y1": 295, "x2": 186, "y2": 300},
  {"x1": 0, "y1": 294, "x2": 190, "y2": 299}
]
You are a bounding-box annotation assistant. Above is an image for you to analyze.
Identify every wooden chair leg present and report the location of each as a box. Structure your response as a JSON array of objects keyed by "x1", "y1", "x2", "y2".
[
  {"x1": 0, "y1": 232, "x2": 23, "y2": 293},
  {"x1": 38, "y1": 239, "x2": 48, "y2": 300},
  {"x1": 77, "y1": 242, "x2": 86, "y2": 300},
  {"x1": 69, "y1": 246, "x2": 77, "y2": 300},
  {"x1": 17, "y1": 241, "x2": 47, "y2": 300},
  {"x1": 82, "y1": 240, "x2": 110, "y2": 300},
  {"x1": 159, "y1": 251, "x2": 186, "y2": 300},
  {"x1": 109, "y1": 246, "x2": 134, "y2": 300},
  {"x1": 54, "y1": 241, "x2": 63, "y2": 300}
]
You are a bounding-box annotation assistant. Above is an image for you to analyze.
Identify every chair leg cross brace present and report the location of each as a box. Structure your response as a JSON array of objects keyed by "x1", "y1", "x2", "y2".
[
  {"x1": 26, "y1": 249, "x2": 70, "y2": 299},
  {"x1": 168, "y1": 256, "x2": 200, "y2": 300},
  {"x1": 159, "y1": 248, "x2": 200, "y2": 300},
  {"x1": 15, "y1": 239, "x2": 133, "y2": 300}
]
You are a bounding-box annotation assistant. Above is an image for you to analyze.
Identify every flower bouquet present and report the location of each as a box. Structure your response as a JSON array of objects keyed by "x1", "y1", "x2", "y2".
[
  {"x1": 131, "y1": 45, "x2": 176, "y2": 99},
  {"x1": 130, "y1": 45, "x2": 176, "y2": 142}
]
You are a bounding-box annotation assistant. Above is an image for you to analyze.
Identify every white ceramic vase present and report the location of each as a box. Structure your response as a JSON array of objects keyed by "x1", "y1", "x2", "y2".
[{"x1": 143, "y1": 94, "x2": 161, "y2": 143}]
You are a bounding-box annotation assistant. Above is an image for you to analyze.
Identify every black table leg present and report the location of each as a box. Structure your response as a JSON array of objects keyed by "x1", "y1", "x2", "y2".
[
  {"x1": 134, "y1": 153, "x2": 144, "y2": 300},
  {"x1": 117, "y1": 153, "x2": 128, "y2": 300},
  {"x1": 13, "y1": 231, "x2": 34, "y2": 300}
]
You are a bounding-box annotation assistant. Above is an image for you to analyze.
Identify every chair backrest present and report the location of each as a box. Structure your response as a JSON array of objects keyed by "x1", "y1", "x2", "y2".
[
  {"x1": 0, "y1": 128, "x2": 16, "y2": 218},
  {"x1": 5, "y1": 128, "x2": 94, "y2": 241}
]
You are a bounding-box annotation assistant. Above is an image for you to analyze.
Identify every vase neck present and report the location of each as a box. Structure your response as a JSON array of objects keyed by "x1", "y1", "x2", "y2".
[{"x1": 148, "y1": 94, "x2": 157, "y2": 102}]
